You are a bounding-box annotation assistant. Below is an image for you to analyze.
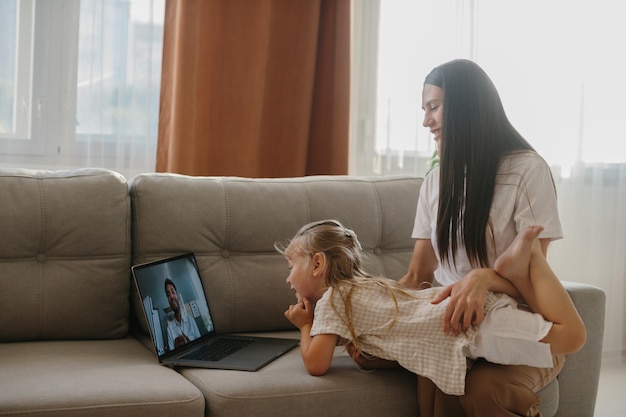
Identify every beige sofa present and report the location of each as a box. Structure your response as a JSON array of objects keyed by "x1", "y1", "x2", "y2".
[{"x1": 0, "y1": 168, "x2": 606, "y2": 417}]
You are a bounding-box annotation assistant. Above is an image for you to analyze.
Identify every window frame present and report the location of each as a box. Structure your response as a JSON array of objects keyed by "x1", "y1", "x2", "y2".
[{"x1": 0, "y1": 0, "x2": 162, "y2": 178}]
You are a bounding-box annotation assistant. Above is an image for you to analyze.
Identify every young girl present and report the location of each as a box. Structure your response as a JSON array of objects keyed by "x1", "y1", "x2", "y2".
[{"x1": 281, "y1": 219, "x2": 585, "y2": 396}]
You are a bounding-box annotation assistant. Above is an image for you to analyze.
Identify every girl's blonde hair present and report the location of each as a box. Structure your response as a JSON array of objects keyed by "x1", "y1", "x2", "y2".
[
  {"x1": 278, "y1": 219, "x2": 418, "y2": 359},
  {"x1": 278, "y1": 219, "x2": 373, "y2": 284}
]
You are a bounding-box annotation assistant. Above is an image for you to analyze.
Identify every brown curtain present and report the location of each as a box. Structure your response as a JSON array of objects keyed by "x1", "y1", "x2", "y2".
[{"x1": 156, "y1": 0, "x2": 350, "y2": 177}]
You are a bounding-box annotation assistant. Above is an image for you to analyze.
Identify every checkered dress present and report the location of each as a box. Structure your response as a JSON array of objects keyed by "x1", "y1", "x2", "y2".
[{"x1": 310, "y1": 282, "x2": 505, "y2": 395}]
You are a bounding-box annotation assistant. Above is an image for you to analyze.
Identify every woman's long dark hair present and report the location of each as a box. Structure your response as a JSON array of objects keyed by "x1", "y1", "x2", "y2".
[{"x1": 426, "y1": 59, "x2": 535, "y2": 268}]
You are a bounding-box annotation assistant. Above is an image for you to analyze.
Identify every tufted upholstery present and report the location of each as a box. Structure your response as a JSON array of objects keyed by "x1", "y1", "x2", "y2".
[
  {"x1": 129, "y1": 174, "x2": 422, "y2": 334},
  {"x1": 0, "y1": 169, "x2": 605, "y2": 417},
  {"x1": 0, "y1": 168, "x2": 131, "y2": 341}
]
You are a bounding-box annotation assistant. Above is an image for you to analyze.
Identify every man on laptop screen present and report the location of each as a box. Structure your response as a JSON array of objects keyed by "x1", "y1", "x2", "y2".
[{"x1": 164, "y1": 277, "x2": 206, "y2": 350}]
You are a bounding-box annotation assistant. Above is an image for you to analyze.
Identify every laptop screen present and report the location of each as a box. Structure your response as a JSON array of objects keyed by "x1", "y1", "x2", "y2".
[{"x1": 132, "y1": 253, "x2": 215, "y2": 357}]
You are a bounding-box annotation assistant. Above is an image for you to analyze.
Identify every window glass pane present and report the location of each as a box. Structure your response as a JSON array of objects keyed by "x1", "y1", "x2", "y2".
[
  {"x1": 475, "y1": 0, "x2": 626, "y2": 167},
  {"x1": 376, "y1": 1, "x2": 467, "y2": 157},
  {"x1": 0, "y1": 0, "x2": 17, "y2": 134},
  {"x1": 371, "y1": 0, "x2": 626, "y2": 174},
  {"x1": 76, "y1": 0, "x2": 163, "y2": 143}
]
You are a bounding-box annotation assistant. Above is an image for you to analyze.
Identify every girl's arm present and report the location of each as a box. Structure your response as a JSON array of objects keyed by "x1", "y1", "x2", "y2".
[
  {"x1": 297, "y1": 324, "x2": 338, "y2": 376},
  {"x1": 285, "y1": 298, "x2": 338, "y2": 376}
]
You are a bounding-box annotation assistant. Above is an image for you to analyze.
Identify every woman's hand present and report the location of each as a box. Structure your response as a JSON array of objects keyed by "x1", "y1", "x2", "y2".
[
  {"x1": 431, "y1": 268, "x2": 493, "y2": 335},
  {"x1": 284, "y1": 298, "x2": 314, "y2": 329}
]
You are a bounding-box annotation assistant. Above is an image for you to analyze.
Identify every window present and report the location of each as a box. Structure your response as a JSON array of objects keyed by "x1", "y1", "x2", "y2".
[
  {"x1": 0, "y1": 0, "x2": 164, "y2": 179},
  {"x1": 350, "y1": 0, "x2": 475, "y2": 176},
  {"x1": 351, "y1": 0, "x2": 626, "y2": 177},
  {"x1": 0, "y1": 0, "x2": 34, "y2": 141}
]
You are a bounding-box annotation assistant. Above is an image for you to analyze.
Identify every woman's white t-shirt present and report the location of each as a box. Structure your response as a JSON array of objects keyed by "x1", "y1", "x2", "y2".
[{"x1": 412, "y1": 151, "x2": 563, "y2": 286}]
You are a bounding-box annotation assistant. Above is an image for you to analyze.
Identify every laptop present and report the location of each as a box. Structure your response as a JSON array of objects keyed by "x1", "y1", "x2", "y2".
[{"x1": 131, "y1": 253, "x2": 299, "y2": 371}]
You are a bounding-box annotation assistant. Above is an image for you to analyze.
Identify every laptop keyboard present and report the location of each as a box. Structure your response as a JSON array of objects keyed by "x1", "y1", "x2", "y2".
[{"x1": 182, "y1": 337, "x2": 254, "y2": 362}]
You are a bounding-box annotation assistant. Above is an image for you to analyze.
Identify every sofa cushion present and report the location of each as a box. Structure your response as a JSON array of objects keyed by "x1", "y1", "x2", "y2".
[
  {"x1": 179, "y1": 332, "x2": 418, "y2": 417},
  {"x1": 0, "y1": 169, "x2": 131, "y2": 341},
  {"x1": 129, "y1": 174, "x2": 422, "y2": 334},
  {"x1": 0, "y1": 338, "x2": 204, "y2": 417}
]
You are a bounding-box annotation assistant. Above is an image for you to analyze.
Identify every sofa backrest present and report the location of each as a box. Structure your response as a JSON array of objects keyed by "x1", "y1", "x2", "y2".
[
  {"x1": 129, "y1": 174, "x2": 422, "y2": 334},
  {"x1": 0, "y1": 169, "x2": 131, "y2": 341}
]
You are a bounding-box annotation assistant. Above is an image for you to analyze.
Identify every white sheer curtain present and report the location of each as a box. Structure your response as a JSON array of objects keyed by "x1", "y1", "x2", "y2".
[
  {"x1": 0, "y1": 0, "x2": 164, "y2": 180},
  {"x1": 75, "y1": 0, "x2": 164, "y2": 178},
  {"x1": 351, "y1": 0, "x2": 626, "y2": 362}
]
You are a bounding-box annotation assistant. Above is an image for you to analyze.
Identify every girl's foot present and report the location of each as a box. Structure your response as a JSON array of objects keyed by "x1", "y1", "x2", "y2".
[{"x1": 494, "y1": 225, "x2": 544, "y2": 282}]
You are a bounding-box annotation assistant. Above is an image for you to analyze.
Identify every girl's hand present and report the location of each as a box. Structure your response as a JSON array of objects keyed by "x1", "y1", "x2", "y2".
[
  {"x1": 345, "y1": 343, "x2": 400, "y2": 369},
  {"x1": 431, "y1": 268, "x2": 492, "y2": 335},
  {"x1": 284, "y1": 298, "x2": 314, "y2": 329}
]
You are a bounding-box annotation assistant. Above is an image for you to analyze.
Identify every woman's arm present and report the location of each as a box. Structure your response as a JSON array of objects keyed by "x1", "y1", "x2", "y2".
[
  {"x1": 398, "y1": 239, "x2": 438, "y2": 289},
  {"x1": 285, "y1": 298, "x2": 337, "y2": 376}
]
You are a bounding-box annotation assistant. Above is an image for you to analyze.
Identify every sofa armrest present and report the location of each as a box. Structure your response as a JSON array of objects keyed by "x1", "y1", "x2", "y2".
[{"x1": 554, "y1": 281, "x2": 606, "y2": 417}]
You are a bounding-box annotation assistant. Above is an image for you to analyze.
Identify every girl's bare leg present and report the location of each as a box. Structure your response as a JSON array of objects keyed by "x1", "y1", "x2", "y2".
[{"x1": 494, "y1": 226, "x2": 586, "y2": 355}]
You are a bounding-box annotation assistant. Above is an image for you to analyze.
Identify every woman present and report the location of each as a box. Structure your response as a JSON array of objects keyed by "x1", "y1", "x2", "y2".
[{"x1": 398, "y1": 59, "x2": 566, "y2": 417}]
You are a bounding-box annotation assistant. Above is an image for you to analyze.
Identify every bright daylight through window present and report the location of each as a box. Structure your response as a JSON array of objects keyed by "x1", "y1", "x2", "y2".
[
  {"x1": 0, "y1": 0, "x2": 164, "y2": 179},
  {"x1": 0, "y1": 0, "x2": 33, "y2": 141},
  {"x1": 353, "y1": 0, "x2": 626, "y2": 178}
]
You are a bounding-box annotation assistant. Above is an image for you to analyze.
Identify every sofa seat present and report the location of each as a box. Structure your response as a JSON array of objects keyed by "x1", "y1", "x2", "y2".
[
  {"x1": 179, "y1": 332, "x2": 418, "y2": 417},
  {"x1": 0, "y1": 338, "x2": 204, "y2": 417}
]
